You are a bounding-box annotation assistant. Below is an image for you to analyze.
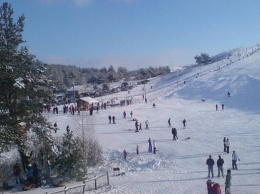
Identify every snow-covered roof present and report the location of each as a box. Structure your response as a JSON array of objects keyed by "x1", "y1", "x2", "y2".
[
  {"x1": 79, "y1": 97, "x2": 99, "y2": 104},
  {"x1": 67, "y1": 85, "x2": 85, "y2": 91}
]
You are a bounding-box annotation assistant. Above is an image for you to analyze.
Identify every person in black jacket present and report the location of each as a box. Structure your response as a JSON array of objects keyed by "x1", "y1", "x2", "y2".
[
  {"x1": 172, "y1": 128, "x2": 178, "y2": 140},
  {"x1": 32, "y1": 162, "x2": 40, "y2": 188},
  {"x1": 206, "y1": 155, "x2": 215, "y2": 178},
  {"x1": 108, "y1": 115, "x2": 111, "y2": 124},
  {"x1": 217, "y1": 155, "x2": 224, "y2": 177}
]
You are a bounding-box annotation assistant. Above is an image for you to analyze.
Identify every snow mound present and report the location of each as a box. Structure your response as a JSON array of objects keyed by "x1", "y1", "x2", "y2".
[{"x1": 103, "y1": 150, "x2": 170, "y2": 173}]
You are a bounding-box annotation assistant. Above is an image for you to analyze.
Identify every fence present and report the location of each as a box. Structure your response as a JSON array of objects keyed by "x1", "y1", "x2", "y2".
[{"x1": 47, "y1": 172, "x2": 109, "y2": 194}]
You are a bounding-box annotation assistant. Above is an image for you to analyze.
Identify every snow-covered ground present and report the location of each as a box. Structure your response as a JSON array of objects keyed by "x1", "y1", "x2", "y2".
[{"x1": 2, "y1": 46, "x2": 260, "y2": 194}]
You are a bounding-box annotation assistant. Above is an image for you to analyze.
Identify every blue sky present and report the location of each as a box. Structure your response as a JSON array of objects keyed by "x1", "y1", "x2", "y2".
[{"x1": 8, "y1": 0, "x2": 260, "y2": 70}]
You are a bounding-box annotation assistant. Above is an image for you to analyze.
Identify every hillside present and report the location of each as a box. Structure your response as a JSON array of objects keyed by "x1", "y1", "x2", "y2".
[{"x1": 2, "y1": 45, "x2": 260, "y2": 194}]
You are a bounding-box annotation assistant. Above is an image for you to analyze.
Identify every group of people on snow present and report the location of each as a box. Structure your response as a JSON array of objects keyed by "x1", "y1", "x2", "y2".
[
  {"x1": 148, "y1": 138, "x2": 157, "y2": 154},
  {"x1": 8, "y1": 162, "x2": 41, "y2": 190},
  {"x1": 108, "y1": 115, "x2": 116, "y2": 124},
  {"x1": 206, "y1": 148, "x2": 240, "y2": 194}
]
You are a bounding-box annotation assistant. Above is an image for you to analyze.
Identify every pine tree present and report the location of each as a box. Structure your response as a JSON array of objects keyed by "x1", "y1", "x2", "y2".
[
  {"x1": 55, "y1": 131, "x2": 85, "y2": 180},
  {"x1": 0, "y1": 2, "x2": 54, "y2": 170}
]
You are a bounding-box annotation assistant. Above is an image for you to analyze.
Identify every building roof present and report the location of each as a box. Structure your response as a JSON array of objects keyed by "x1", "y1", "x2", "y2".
[
  {"x1": 67, "y1": 85, "x2": 85, "y2": 92},
  {"x1": 80, "y1": 97, "x2": 99, "y2": 104}
]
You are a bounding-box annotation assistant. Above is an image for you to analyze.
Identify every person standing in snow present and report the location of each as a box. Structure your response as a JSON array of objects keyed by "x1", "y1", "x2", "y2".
[
  {"x1": 66, "y1": 125, "x2": 70, "y2": 133},
  {"x1": 139, "y1": 123, "x2": 142, "y2": 131},
  {"x1": 148, "y1": 138, "x2": 152, "y2": 153},
  {"x1": 32, "y1": 162, "x2": 40, "y2": 188},
  {"x1": 225, "y1": 169, "x2": 232, "y2": 194},
  {"x1": 26, "y1": 164, "x2": 34, "y2": 184},
  {"x1": 223, "y1": 137, "x2": 226, "y2": 152},
  {"x1": 63, "y1": 105, "x2": 66, "y2": 114},
  {"x1": 222, "y1": 104, "x2": 224, "y2": 110},
  {"x1": 136, "y1": 145, "x2": 139, "y2": 155},
  {"x1": 123, "y1": 149, "x2": 127, "y2": 160},
  {"x1": 172, "y1": 128, "x2": 178, "y2": 140},
  {"x1": 232, "y1": 150, "x2": 240, "y2": 169},
  {"x1": 123, "y1": 111, "x2": 126, "y2": 119},
  {"x1": 135, "y1": 120, "x2": 139, "y2": 132},
  {"x1": 217, "y1": 155, "x2": 224, "y2": 177},
  {"x1": 145, "y1": 120, "x2": 149, "y2": 129},
  {"x1": 226, "y1": 139, "x2": 230, "y2": 154},
  {"x1": 182, "y1": 119, "x2": 186, "y2": 128},
  {"x1": 108, "y1": 115, "x2": 111, "y2": 124},
  {"x1": 206, "y1": 155, "x2": 215, "y2": 178},
  {"x1": 216, "y1": 104, "x2": 218, "y2": 111},
  {"x1": 112, "y1": 116, "x2": 116, "y2": 124},
  {"x1": 168, "y1": 118, "x2": 171, "y2": 127},
  {"x1": 71, "y1": 106, "x2": 74, "y2": 115},
  {"x1": 153, "y1": 140, "x2": 157, "y2": 154},
  {"x1": 130, "y1": 111, "x2": 133, "y2": 118},
  {"x1": 54, "y1": 122, "x2": 58, "y2": 133}
]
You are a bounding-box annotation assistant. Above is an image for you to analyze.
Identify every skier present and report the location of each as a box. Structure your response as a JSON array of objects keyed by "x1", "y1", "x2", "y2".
[
  {"x1": 148, "y1": 138, "x2": 152, "y2": 153},
  {"x1": 222, "y1": 104, "x2": 224, "y2": 110},
  {"x1": 123, "y1": 111, "x2": 126, "y2": 119},
  {"x1": 172, "y1": 127, "x2": 178, "y2": 140},
  {"x1": 135, "y1": 120, "x2": 139, "y2": 132},
  {"x1": 168, "y1": 118, "x2": 171, "y2": 127},
  {"x1": 123, "y1": 149, "x2": 127, "y2": 160},
  {"x1": 232, "y1": 150, "x2": 240, "y2": 169},
  {"x1": 182, "y1": 119, "x2": 186, "y2": 128},
  {"x1": 108, "y1": 115, "x2": 112, "y2": 124},
  {"x1": 223, "y1": 137, "x2": 227, "y2": 152},
  {"x1": 226, "y1": 139, "x2": 230, "y2": 154},
  {"x1": 217, "y1": 155, "x2": 224, "y2": 177},
  {"x1": 206, "y1": 155, "x2": 215, "y2": 178},
  {"x1": 225, "y1": 169, "x2": 231, "y2": 194},
  {"x1": 227, "y1": 92, "x2": 230, "y2": 97},
  {"x1": 216, "y1": 104, "x2": 218, "y2": 111},
  {"x1": 153, "y1": 103, "x2": 156, "y2": 108},
  {"x1": 153, "y1": 140, "x2": 157, "y2": 154},
  {"x1": 145, "y1": 120, "x2": 149, "y2": 129},
  {"x1": 136, "y1": 145, "x2": 139, "y2": 155},
  {"x1": 112, "y1": 116, "x2": 116, "y2": 124},
  {"x1": 130, "y1": 111, "x2": 133, "y2": 118}
]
